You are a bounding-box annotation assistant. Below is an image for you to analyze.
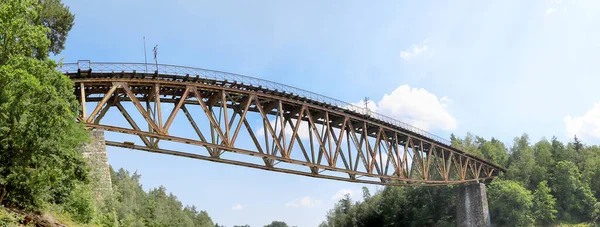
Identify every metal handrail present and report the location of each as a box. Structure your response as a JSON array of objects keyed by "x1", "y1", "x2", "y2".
[{"x1": 58, "y1": 61, "x2": 452, "y2": 146}]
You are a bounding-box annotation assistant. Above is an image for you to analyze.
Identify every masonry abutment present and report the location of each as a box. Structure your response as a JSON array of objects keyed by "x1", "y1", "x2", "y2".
[
  {"x1": 456, "y1": 183, "x2": 490, "y2": 227},
  {"x1": 80, "y1": 130, "x2": 112, "y2": 201}
]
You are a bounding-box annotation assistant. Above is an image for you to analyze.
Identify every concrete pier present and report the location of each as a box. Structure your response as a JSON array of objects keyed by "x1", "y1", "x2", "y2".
[{"x1": 456, "y1": 183, "x2": 490, "y2": 227}]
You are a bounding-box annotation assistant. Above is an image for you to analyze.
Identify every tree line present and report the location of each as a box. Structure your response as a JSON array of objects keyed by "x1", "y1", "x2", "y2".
[
  {"x1": 0, "y1": 0, "x2": 219, "y2": 226},
  {"x1": 319, "y1": 133, "x2": 600, "y2": 226},
  {"x1": 4, "y1": 0, "x2": 600, "y2": 226},
  {"x1": 0, "y1": 1, "x2": 304, "y2": 226}
]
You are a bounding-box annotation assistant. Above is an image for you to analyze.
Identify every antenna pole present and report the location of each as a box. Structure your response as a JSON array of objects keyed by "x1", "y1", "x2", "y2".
[
  {"x1": 153, "y1": 45, "x2": 159, "y2": 72},
  {"x1": 143, "y1": 36, "x2": 148, "y2": 73},
  {"x1": 363, "y1": 96, "x2": 370, "y2": 115}
]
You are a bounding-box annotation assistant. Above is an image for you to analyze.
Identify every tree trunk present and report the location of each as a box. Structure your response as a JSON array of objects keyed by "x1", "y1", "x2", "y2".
[{"x1": 0, "y1": 184, "x2": 6, "y2": 205}]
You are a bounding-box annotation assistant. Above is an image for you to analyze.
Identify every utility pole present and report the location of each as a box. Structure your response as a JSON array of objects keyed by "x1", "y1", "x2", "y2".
[{"x1": 153, "y1": 44, "x2": 159, "y2": 72}]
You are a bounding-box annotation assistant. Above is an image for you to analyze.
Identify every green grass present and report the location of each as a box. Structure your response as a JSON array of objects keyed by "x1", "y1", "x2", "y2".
[
  {"x1": 44, "y1": 204, "x2": 100, "y2": 227},
  {"x1": 0, "y1": 207, "x2": 27, "y2": 227},
  {"x1": 0, "y1": 205, "x2": 101, "y2": 227},
  {"x1": 557, "y1": 223, "x2": 599, "y2": 227}
]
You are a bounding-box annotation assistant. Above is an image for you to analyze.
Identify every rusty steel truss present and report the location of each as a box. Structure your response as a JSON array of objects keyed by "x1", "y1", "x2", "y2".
[{"x1": 60, "y1": 61, "x2": 503, "y2": 186}]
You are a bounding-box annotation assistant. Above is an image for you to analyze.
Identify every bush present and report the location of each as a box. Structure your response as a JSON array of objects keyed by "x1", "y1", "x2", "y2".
[{"x1": 61, "y1": 184, "x2": 96, "y2": 223}]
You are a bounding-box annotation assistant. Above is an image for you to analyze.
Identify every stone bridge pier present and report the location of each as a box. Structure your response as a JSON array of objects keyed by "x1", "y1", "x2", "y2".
[
  {"x1": 456, "y1": 183, "x2": 490, "y2": 227},
  {"x1": 80, "y1": 130, "x2": 112, "y2": 202}
]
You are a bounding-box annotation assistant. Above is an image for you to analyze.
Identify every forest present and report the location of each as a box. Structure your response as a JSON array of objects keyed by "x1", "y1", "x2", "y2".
[
  {"x1": 319, "y1": 134, "x2": 600, "y2": 226},
  {"x1": 2, "y1": 0, "x2": 600, "y2": 226},
  {"x1": 0, "y1": 0, "x2": 219, "y2": 226}
]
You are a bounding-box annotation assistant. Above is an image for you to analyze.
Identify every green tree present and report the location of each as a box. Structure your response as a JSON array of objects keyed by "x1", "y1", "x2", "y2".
[
  {"x1": 573, "y1": 135, "x2": 583, "y2": 153},
  {"x1": 183, "y1": 205, "x2": 214, "y2": 227},
  {"x1": 0, "y1": 0, "x2": 50, "y2": 64},
  {"x1": 550, "y1": 161, "x2": 597, "y2": 222},
  {"x1": 362, "y1": 186, "x2": 371, "y2": 201},
  {"x1": 323, "y1": 194, "x2": 354, "y2": 227},
  {"x1": 321, "y1": 185, "x2": 454, "y2": 227},
  {"x1": 533, "y1": 139, "x2": 554, "y2": 170},
  {"x1": 480, "y1": 137, "x2": 508, "y2": 166},
  {"x1": 528, "y1": 139, "x2": 553, "y2": 189},
  {"x1": 506, "y1": 134, "x2": 536, "y2": 189},
  {"x1": 532, "y1": 181, "x2": 557, "y2": 225},
  {"x1": 264, "y1": 221, "x2": 289, "y2": 227},
  {"x1": 37, "y1": 0, "x2": 75, "y2": 54},
  {"x1": 487, "y1": 179, "x2": 534, "y2": 226},
  {"x1": 0, "y1": 0, "x2": 89, "y2": 211},
  {"x1": 590, "y1": 163, "x2": 600, "y2": 199},
  {"x1": 550, "y1": 136, "x2": 569, "y2": 163},
  {"x1": 109, "y1": 168, "x2": 148, "y2": 226},
  {"x1": 321, "y1": 132, "x2": 600, "y2": 225},
  {"x1": 450, "y1": 133, "x2": 484, "y2": 158},
  {"x1": 353, "y1": 189, "x2": 383, "y2": 227},
  {"x1": 104, "y1": 167, "x2": 214, "y2": 227}
]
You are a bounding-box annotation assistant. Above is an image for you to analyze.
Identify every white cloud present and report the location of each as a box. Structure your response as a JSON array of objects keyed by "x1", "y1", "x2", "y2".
[
  {"x1": 376, "y1": 85, "x2": 457, "y2": 131},
  {"x1": 331, "y1": 187, "x2": 382, "y2": 203},
  {"x1": 564, "y1": 102, "x2": 600, "y2": 140},
  {"x1": 257, "y1": 85, "x2": 456, "y2": 143},
  {"x1": 285, "y1": 196, "x2": 321, "y2": 208},
  {"x1": 232, "y1": 204, "x2": 243, "y2": 210},
  {"x1": 331, "y1": 188, "x2": 357, "y2": 201},
  {"x1": 545, "y1": 8, "x2": 557, "y2": 15},
  {"x1": 545, "y1": 0, "x2": 563, "y2": 15},
  {"x1": 400, "y1": 39, "x2": 430, "y2": 60}
]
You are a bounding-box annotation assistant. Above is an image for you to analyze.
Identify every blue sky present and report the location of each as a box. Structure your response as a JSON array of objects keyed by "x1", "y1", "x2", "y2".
[{"x1": 57, "y1": 0, "x2": 600, "y2": 226}]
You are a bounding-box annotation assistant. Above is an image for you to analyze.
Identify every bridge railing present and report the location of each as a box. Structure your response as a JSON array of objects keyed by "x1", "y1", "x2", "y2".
[{"x1": 58, "y1": 61, "x2": 452, "y2": 146}]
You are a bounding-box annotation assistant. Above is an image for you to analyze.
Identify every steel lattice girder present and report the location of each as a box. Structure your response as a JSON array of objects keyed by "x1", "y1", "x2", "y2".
[{"x1": 66, "y1": 66, "x2": 504, "y2": 186}]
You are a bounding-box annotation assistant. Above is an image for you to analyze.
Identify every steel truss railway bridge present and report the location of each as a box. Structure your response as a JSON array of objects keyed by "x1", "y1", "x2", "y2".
[
  {"x1": 59, "y1": 60, "x2": 503, "y2": 187},
  {"x1": 61, "y1": 60, "x2": 503, "y2": 226}
]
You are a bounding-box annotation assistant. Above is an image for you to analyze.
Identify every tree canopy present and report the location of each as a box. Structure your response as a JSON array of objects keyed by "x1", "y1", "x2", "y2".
[
  {"x1": 321, "y1": 133, "x2": 600, "y2": 226},
  {"x1": 96, "y1": 167, "x2": 214, "y2": 227},
  {"x1": 0, "y1": 0, "x2": 89, "y2": 212},
  {"x1": 38, "y1": 0, "x2": 75, "y2": 55},
  {"x1": 263, "y1": 221, "x2": 289, "y2": 227}
]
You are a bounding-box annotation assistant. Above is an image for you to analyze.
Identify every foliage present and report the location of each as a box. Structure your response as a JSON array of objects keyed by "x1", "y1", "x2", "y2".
[
  {"x1": 320, "y1": 186, "x2": 455, "y2": 227},
  {"x1": 0, "y1": 0, "x2": 50, "y2": 64},
  {"x1": 0, "y1": 0, "x2": 89, "y2": 213},
  {"x1": 506, "y1": 134, "x2": 536, "y2": 189},
  {"x1": 61, "y1": 184, "x2": 96, "y2": 223},
  {"x1": 0, "y1": 207, "x2": 23, "y2": 227},
  {"x1": 550, "y1": 161, "x2": 597, "y2": 222},
  {"x1": 37, "y1": 0, "x2": 75, "y2": 54},
  {"x1": 532, "y1": 181, "x2": 557, "y2": 225},
  {"x1": 263, "y1": 221, "x2": 289, "y2": 227},
  {"x1": 99, "y1": 167, "x2": 214, "y2": 227},
  {"x1": 44, "y1": 204, "x2": 97, "y2": 227},
  {"x1": 487, "y1": 179, "x2": 534, "y2": 226},
  {"x1": 322, "y1": 133, "x2": 600, "y2": 226}
]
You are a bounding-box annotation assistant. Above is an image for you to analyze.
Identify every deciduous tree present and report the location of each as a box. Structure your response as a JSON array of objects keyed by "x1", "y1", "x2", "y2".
[
  {"x1": 487, "y1": 179, "x2": 534, "y2": 226},
  {"x1": 0, "y1": 0, "x2": 89, "y2": 211},
  {"x1": 532, "y1": 181, "x2": 557, "y2": 225}
]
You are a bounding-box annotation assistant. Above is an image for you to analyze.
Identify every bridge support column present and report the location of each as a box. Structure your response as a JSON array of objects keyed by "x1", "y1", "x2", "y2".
[
  {"x1": 80, "y1": 130, "x2": 112, "y2": 202},
  {"x1": 456, "y1": 183, "x2": 490, "y2": 227}
]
